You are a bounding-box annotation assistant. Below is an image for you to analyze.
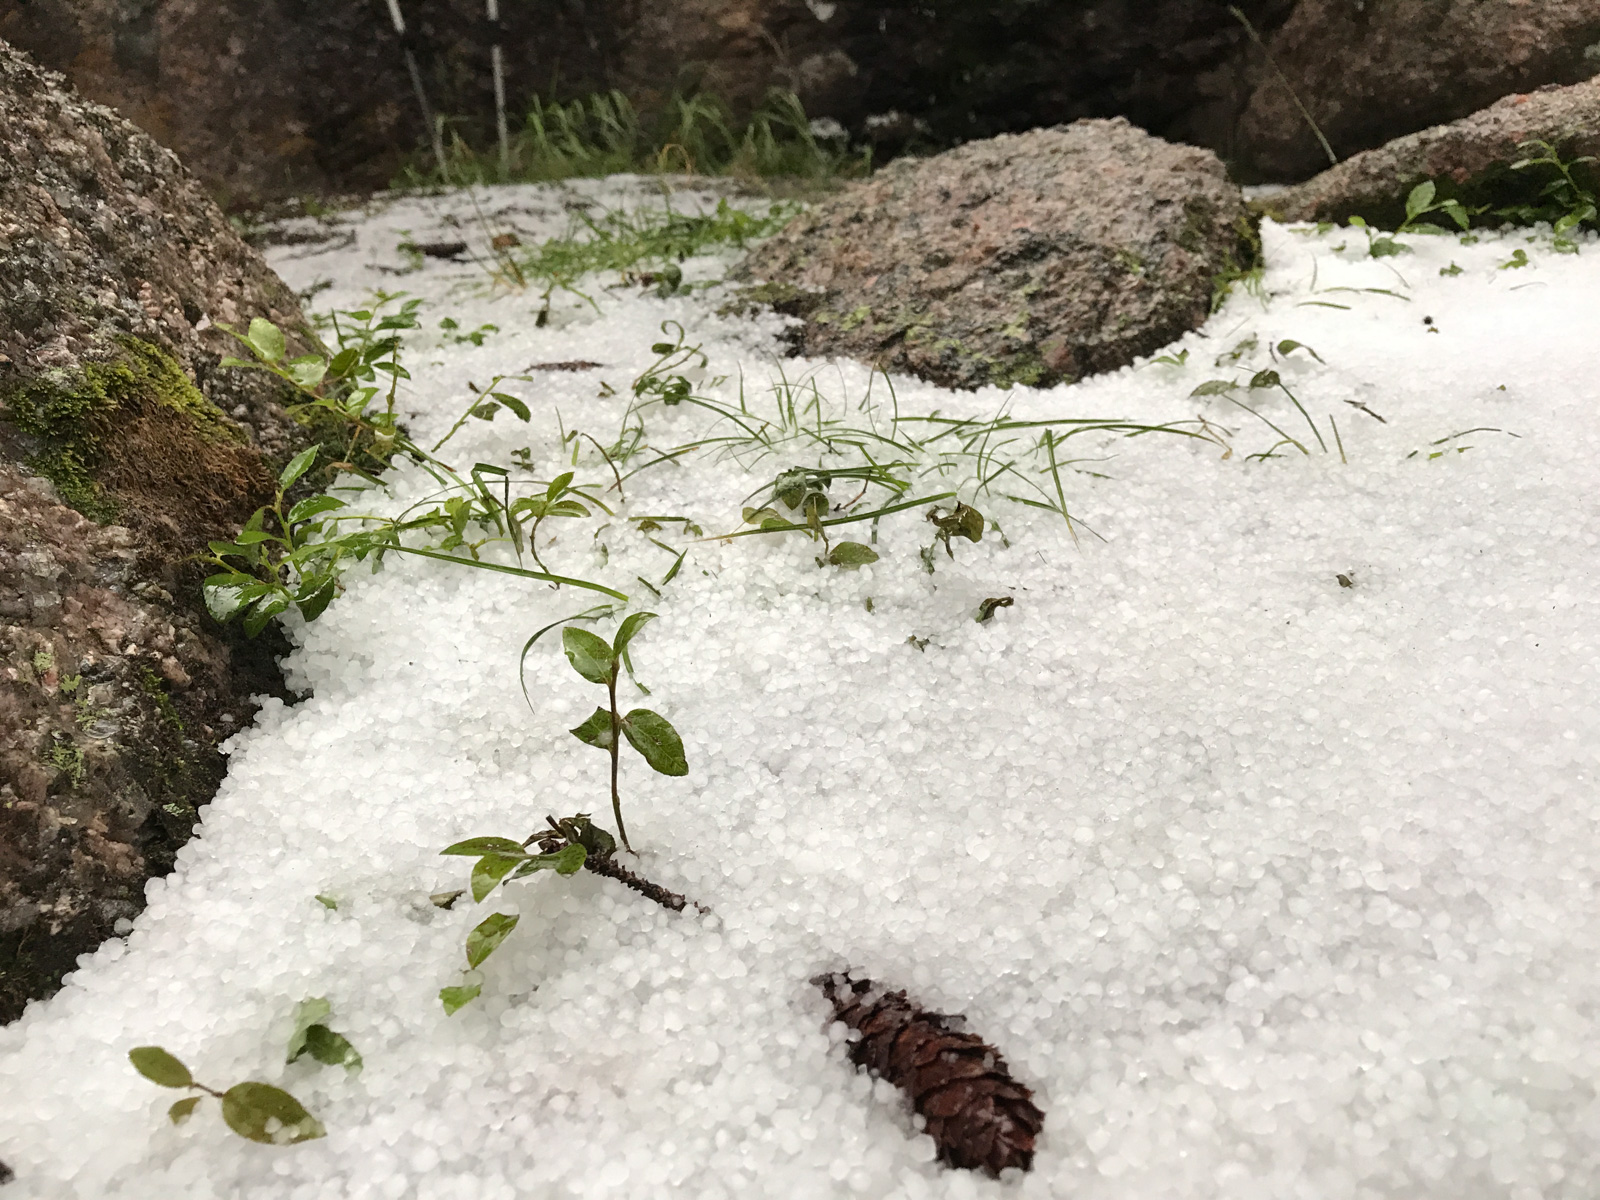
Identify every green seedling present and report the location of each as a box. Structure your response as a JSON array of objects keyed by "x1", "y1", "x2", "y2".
[
  {"x1": 1500, "y1": 140, "x2": 1598, "y2": 251},
  {"x1": 558, "y1": 614, "x2": 687, "y2": 852},
  {"x1": 128, "y1": 1046, "x2": 324, "y2": 1145},
  {"x1": 438, "y1": 317, "x2": 499, "y2": 346},
  {"x1": 1499, "y1": 249, "x2": 1531, "y2": 270},
  {"x1": 285, "y1": 999, "x2": 362, "y2": 1073},
  {"x1": 976, "y1": 596, "x2": 1014, "y2": 624}
]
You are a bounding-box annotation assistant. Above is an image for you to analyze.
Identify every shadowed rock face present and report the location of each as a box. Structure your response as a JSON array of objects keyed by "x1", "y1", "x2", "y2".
[
  {"x1": 734, "y1": 119, "x2": 1254, "y2": 391},
  {"x1": 0, "y1": 41, "x2": 308, "y2": 1021},
  {"x1": 1234, "y1": 0, "x2": 1600, "y2": 181},
  {"x1": 1258, "y1": 79, "x2": 1600, "y2": 228},
  {"x1": 7, "y1": 0, "x2": 1600, "y2": 197}
]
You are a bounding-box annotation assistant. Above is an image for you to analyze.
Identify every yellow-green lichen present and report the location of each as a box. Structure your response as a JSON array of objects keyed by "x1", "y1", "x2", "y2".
[{"x1": 1, "y1": 338, "x2": 242, "y2": 522}]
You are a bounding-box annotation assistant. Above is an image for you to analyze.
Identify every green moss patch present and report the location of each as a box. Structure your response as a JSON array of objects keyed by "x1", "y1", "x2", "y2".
[{"x1": 3, "y1": 338, "x2": 243, "y2": 522}]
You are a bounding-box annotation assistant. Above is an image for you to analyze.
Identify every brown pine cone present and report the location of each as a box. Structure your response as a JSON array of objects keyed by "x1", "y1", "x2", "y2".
[{"x1": 816, "y1": 972, "x2": 1045, "y2": 1176}]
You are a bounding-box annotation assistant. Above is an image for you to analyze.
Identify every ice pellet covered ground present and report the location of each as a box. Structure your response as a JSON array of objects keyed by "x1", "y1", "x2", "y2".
[{"x1": 2, "y1": 177, "x2": 1598, "y2": 1200}]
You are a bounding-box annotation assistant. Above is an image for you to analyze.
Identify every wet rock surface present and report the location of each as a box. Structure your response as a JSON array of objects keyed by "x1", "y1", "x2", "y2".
[
  {"x1": 734, "y1": 119, "x2": 1254, "y2": 391},
  {"x1": 1258, "y1": 79, "x2": 1600, "y2": 228},
  {"x1": 0, "y1": 41, "x2": 306, "y2": 1020}
]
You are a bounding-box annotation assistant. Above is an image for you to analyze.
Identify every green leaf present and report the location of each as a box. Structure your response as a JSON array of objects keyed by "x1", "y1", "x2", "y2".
[
  {"x1": 1406, "y1": 180, "x2": 1436, "y2": 220},
  {"x1": 1249, "y1": 369, "x2": 1281, "y2": 390},
  {"x1": 471, "y1": 854, "x2": 522, "y2": 902},
  {"x1": 441, "y1": 836, "x2": 525, "y2": 856},
  {"x1": 743, "y1": 507, "x2": 781, "y2": 525},
  {"x1": 202, "y1": 576, "x2": 250, "y2": 621},
  {"x1": 288, "y1": 360, "x2": 328, "y2": 388},
  {"x1": 976, "y1": 596, "x2": 1015, "y2": 623},
  {"x1": 220, "y1": 1082, "x2": 326, "y2": 1145},
  {"x1": 620, "y1": 709, "x2": 688, "y2": 776},
  {"x1": 247, "y1": 318, "x2": 286, "y2": 363},
  {"x1": 294, "y1": 577, "x2": 338, "y2": 623},
  {"x1": 508, "y1": 843, "x2": 587, "y2": 880},
  {"x1": 1192, "y1": 379, "x2": 1239, "y2": 397},
  {"x1": 130, "y1": 1046, "x2": 192, "y2": 1089},
  {"x1": 651, "y1": 341, "x2": 677, "y2": 355},
  {"x1": 612, "y1": 611, "x2": 657, "y2": 660},
  {"x1": 278, "y1": 447, "x2": 319, "y2": 491},
  {"x1": 302, "y1": 1024, "x2": 362, "y2": 1073},
  {"x1": 314, "y1": 894, "x2": 338, "y2": 910},
  {"x1": 465, "y1": 912, "x2": 519, "y2": 969},
  {"x1": 562, "y1": 626, "x2": 616, "y2": 685},
  {"x1": 570, "y1": 707, "x2": 615, "y2": 749},
  {"x1": 553, "y1": 842, "x2": 587, "y2": 874},
  {"x1": 440, "y1": 983, "x2": 482, "y2": 1015},
  {"x1": 242, "y1": 591, "x2": 291, "y2": 638},
  {"x1": 168, "y1": 1096, "x2": 202, "y2": 1125},
  {"x1": 287, "y1": 495, "x2": 345, "y2": 525},
  {"x1": 827, "y1": 541, "x2": 879, "y2": 567},
  {"x1": 490, "y1": 393, "x2": 531, "y2": 421},
  {"x1": 285, "y1": 998, "x2": 333, "y2": 1064},
  {"x1": 1275, "y1": 340, "x2": 1325, "y2": 364},
  {"x1": 547, "y1": 471, "x2": 575, "y2": 499}
]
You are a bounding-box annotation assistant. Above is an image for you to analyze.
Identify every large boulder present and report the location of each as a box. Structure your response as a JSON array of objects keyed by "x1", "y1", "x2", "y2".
[
  {"x1": 1234, "y1": 0, "x2": 1600, "y2": 180},
  {"x1": 733, "y1": 119, "x2": 1255, "y2": 391},
  {"x1": 0, "y1": 40, "x2": 309, "y2": 1021},
  {"x1": 1257, "y1": 79, "x2": 1600, "y2": 228}
]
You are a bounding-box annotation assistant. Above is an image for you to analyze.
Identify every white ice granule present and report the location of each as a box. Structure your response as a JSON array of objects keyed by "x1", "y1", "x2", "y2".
[{"x1": 0, "y1": 185, "x2": 1597, "y2": 1199}]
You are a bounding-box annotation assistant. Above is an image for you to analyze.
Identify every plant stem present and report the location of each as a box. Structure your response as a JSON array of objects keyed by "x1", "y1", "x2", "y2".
[{"x1": 606, "y1": 675, "x2": 632, "y2": 852}]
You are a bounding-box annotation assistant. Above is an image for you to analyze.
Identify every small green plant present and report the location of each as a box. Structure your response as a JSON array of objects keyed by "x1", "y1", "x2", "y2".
[
  {"x1": 438, "y1": 317, "x2": 500, "y2": 346},
  {"x1": 1348, "y1": 181, "x2": 1470, "y2": 257},
  {"x1": 48, "y1": 738, "x2": 85, "y2": 787},
  {"x1": 556, "y1": 614, "x2": 687, "y2": 852},
  {"x1": 1499, "y1": 248, "x2": 1531, "y2": 270},
  {"x1": 1499, "y1": 140, "x2": 1598, "y2": 251},
  {"x1": 128, "y1": 1047, "x2": 324, "y2": 1145}
]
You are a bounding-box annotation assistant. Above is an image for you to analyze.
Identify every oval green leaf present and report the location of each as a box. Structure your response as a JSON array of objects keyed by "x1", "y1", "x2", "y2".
[
  {"x1": 302, "y1": 1024, "x2": 362, "y2": 1073},
  {"x1": 439, "y1": 983, "x2": 482, "y2": 1015},
  {"x1": 278, "y1": 446, "x2": 319, "y2": 490},
  {"x1": 611, "y1": 611, "x2": 657, "y2": 660},
  {"x1": 620, "y1": 709, "x2": 688, "y2": 776},
  {"x1": 285, "y1": 998, "x2": 332, "y2": 1063},
  {"x1": 562, "y1": 626, "x2": 616, "y2": 685},
  {"x1": 569, "y1": 707, "x2": 615, "y2": 749},
  {"x1": 168, "y1": 1096, "x2": 202, "y2": 1125},
  {"x1": 130, "y1": 1046, "x2": 193, "y2": 1089},
  {"x1": 247, "y1": 318, "x2": 286, "y2": 364},
  {"x1": 471, "y1": 853, "x2": 522, "y2": 902},
  {"x1": 440, "y1": 836, "x2": 525, "y2": 857},
  {"x1": 465, "y1": 911, "x2": 520, "y2": 969},
  {"x1": 220, "y1": 1082, "x2": 326, "y2": 1145},
  {"x1": 827, "y1": 541, "x2": 879, "y2": 568}
]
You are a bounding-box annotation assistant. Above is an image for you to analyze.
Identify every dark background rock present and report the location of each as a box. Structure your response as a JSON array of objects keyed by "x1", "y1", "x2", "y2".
[
  {"x1": 1259, "y1": 78, "x2": 1600, "y2": 228},
  {"x1": 5, "y1": 0, "x2": 1599, "y2": 201},
  {"x1": 735, "y1": 119, "x2": 1254, "y2": 390},
  {"x1": 1235, "y1": 0, "x2": 1600, "y2": 181},
  {"x1": 0, "y1": 0, "x2": 618, "y2": 204},
  {"x1": 0, "y1": 41, "x2": 306, "y2": 1021}
]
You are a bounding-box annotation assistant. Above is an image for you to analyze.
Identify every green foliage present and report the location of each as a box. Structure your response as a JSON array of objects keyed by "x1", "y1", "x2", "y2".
[
  {"x1": 285, "y1": 999, "x2": 362, "y2": 1073},
  {"x1": 128, "y1": 1046, "x2": 325, "y2": 1145},
  {"x1": 400, "y1": 88, "x2": 867, "y2": 188},
  {"x1": 204, "y1": 302, "x2": 626, "y2": 637},
  {"x1": 510, "y1": 201, "x2": 798, "y2": 323},
  {"x1": 1499, "y1": 140, "x2": 1598, "y2": 252}
]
